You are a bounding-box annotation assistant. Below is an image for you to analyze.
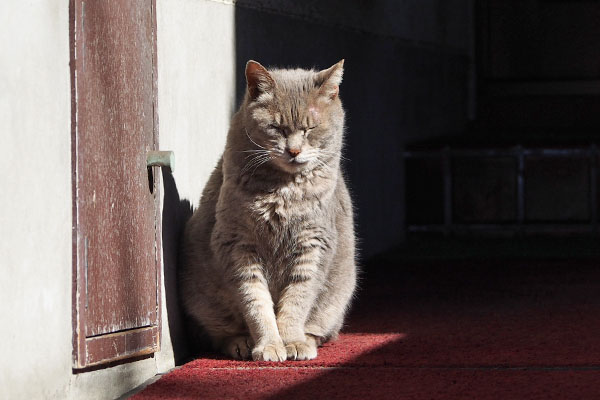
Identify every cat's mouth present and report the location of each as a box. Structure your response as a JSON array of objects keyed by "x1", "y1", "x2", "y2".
[
  {"x1": 289, "y1": 157, "x2": 308, "y2": 165},
  {"x1": 274, "y1": 154, "x2": 310, "y2": 173}
]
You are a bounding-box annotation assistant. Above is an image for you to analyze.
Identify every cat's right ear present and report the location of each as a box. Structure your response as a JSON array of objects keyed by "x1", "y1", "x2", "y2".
[
  {"x1": 245, "y1": 60, "x2": 275, "y2": 101},
  {"x1": 315, "y1": 59, "x2": 344, "y2": 100}
]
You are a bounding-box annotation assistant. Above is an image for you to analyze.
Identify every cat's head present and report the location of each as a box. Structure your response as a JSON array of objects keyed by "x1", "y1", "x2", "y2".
[{"x1": 241, "y1": 60, "x2": 345, "y2": 175}]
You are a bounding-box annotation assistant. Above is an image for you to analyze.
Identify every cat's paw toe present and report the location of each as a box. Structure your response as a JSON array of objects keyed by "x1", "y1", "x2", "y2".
[
  {"x1": 224, "y1": 336, "x2": 253, "y2": 360},
  {"x1": 252, "y1": 341, "x2": 287, "y2": 362},
  {"x1": 285, "y1": 341, "x2": 317, "y2": 361}
]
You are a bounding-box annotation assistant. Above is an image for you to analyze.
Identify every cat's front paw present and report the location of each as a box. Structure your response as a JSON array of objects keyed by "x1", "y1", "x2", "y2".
[
  {"x1": 252, "y1": 341, "x2": 287, "y2": 362},
  {"x1": 285, "y1": 340, "x2": 318, "y2": 361}
]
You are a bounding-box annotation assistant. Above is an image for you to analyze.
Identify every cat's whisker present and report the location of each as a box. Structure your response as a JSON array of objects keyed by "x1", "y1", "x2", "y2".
[
  {"x1": 318, "y1": 149, "x2": 342, "y2": 155},
  {"x1": 244, "y1": 128, "x2": 268, "y2": 150},
  {"x1": 312, "y1": 157, "x2": 329, "y2": 171},
  {"x1": 241, "y1": 153, "x2": 271, "y2": 175},
  {"x1": 241, "y1": 157, "x2": 265, "y2": 175},
  {"x1": 240, "y1": 154, "x2": 262, "y2": 174},
  {"x1": 245, "y1": 156, "x2": 270, "y2": 177},
  {"x1": 240, "y1": 150, "x2": 270, "y2": 160},
  {"x1": 250, "y1": 156, "x2": 271, "y2": 177},
  {"x1": 318, "y1": 149, "x2": 349, "y2": 161},
  {"x1": 313, "y1": 157, "x2": 325, "y2": 169}
]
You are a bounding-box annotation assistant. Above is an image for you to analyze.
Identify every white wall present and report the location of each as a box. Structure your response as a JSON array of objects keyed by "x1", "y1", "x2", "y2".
[
  {"x1": 156, "y1": 0, "x2": 236, "y2": 367},
  {"x1": 157, "y1": 0, "x2": 235, "y2": 205},
  {"x1": 0, "y1": 1, "x2": 73, "y2": 398},
  {"x1": 0, "y1": 0, "x2": 237, "y2": 398}
]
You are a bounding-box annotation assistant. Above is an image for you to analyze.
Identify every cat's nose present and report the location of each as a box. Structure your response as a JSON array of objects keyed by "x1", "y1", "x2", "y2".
[{"x1": 287, "y1": 148, "x2": 301, "y2": 157}]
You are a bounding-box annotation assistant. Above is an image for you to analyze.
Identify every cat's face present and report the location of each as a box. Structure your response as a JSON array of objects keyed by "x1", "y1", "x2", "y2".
[{"x1": 242, "y1": 60, "x2": 344, "y2": 174}]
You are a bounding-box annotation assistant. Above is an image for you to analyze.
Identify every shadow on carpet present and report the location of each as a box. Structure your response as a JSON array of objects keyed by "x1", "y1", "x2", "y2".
[{"x1": 132, "y1": 259, "x2": 600, "y2": 399}]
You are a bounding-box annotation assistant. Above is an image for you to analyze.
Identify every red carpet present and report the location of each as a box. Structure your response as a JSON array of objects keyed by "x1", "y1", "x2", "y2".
[{"x1": 133, "y1": 259, "x2": 600, "y2": 399}]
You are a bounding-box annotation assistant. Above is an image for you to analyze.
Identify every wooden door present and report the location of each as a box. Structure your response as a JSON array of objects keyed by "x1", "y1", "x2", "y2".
[{"x1": 70, "y1": 0, "x2": 161, "y2": 369}]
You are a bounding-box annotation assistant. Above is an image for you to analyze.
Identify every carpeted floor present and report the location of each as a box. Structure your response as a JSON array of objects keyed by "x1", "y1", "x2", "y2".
[{"x1": 133, "y1": 257, "x2": 600, "y2": 399}]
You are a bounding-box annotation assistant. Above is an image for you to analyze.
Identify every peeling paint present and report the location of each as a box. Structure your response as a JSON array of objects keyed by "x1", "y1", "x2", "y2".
[{"x1": 72, "y1": 0, "x2": 160, "y2": 367}]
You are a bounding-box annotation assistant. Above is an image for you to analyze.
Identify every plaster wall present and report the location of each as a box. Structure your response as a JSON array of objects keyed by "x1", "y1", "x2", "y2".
[
  {"x1": 156, "y1": 0, "x2": 236, "y2": 364},
  {"x1": 0, "y1": 1, "x2": 73, "y2": 398},
  {"x1": 157, "y1": 0, "x2": 235, "y2": 205}
]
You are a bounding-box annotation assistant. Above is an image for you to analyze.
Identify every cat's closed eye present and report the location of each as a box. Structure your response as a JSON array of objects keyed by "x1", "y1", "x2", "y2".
[
  {"x1": 268, "y1": 124, "x2": 287, "y2": 136},
  {"x1": 304, "y1": 126, "x2": 318, "y2": 135}
]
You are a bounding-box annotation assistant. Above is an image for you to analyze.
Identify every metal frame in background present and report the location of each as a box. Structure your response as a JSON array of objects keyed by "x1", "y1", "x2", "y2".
[{"x1": 404, "y1": 145, "x2": 599, "y2": 235}]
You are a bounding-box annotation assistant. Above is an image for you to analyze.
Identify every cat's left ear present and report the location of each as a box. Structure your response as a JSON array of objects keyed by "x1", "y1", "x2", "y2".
[
  {"x1": 315, "y1": 59, "x2": 344, "y2": 100},
  {"x1": 246, "y1": 60, "x2": 275, "y2": 101}
]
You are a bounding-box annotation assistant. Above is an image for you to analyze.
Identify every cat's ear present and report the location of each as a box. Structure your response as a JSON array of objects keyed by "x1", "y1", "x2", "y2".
[
  {"x1": 245, "y1": 60, "x2": 275, "y2": 101},
  {"x1": 315, "y1": 59, "x2": 344, "y2": 100}
]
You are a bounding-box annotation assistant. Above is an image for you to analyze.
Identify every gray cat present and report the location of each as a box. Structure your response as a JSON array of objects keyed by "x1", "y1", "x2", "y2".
[{"x1": 180, "y1": 60, "x2": 357, "y2": 362}]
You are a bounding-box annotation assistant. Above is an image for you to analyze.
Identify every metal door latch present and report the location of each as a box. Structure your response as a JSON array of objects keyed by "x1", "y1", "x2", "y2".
[{"x1": 147, "y1": 150, "x2": 175, "y2": 172}]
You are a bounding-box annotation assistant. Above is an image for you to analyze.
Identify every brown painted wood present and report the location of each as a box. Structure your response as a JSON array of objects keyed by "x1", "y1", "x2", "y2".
[
  {"x1": 71, "y1": 0, "x2": 160, "y2": 369},
  {"x1": 85, "y1": 327, "x2": 159, "y2": 367}
]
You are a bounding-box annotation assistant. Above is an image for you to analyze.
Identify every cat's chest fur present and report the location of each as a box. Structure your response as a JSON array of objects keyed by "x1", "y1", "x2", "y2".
[
  {"x1": 238, "y1": 171, "x2": 337, "y2": 264},
  {"x1": 248, "y1": 171, "x2": 335, "y2": 226}
]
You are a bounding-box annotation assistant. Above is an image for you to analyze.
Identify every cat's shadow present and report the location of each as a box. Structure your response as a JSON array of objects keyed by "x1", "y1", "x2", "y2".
[{"x1": 161, "y1": 167, "x2": 194, "y2": 365}]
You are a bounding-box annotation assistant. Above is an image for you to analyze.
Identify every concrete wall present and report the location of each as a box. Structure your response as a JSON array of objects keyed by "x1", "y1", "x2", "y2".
[
  {"x1": 157, "y1": 0, "x2": 235, "y2": 205},
  {"x1": 0, "y1": 1, "x2": 73, "y2": 398},
  {"x1": 156, "y1": 0, "x2": 235, "y2": 364}
]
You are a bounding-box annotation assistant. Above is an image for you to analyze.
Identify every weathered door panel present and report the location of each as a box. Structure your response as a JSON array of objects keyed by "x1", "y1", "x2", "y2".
[{"x1": 71, "y1": 0, "x2": 160, "y2": 368}]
